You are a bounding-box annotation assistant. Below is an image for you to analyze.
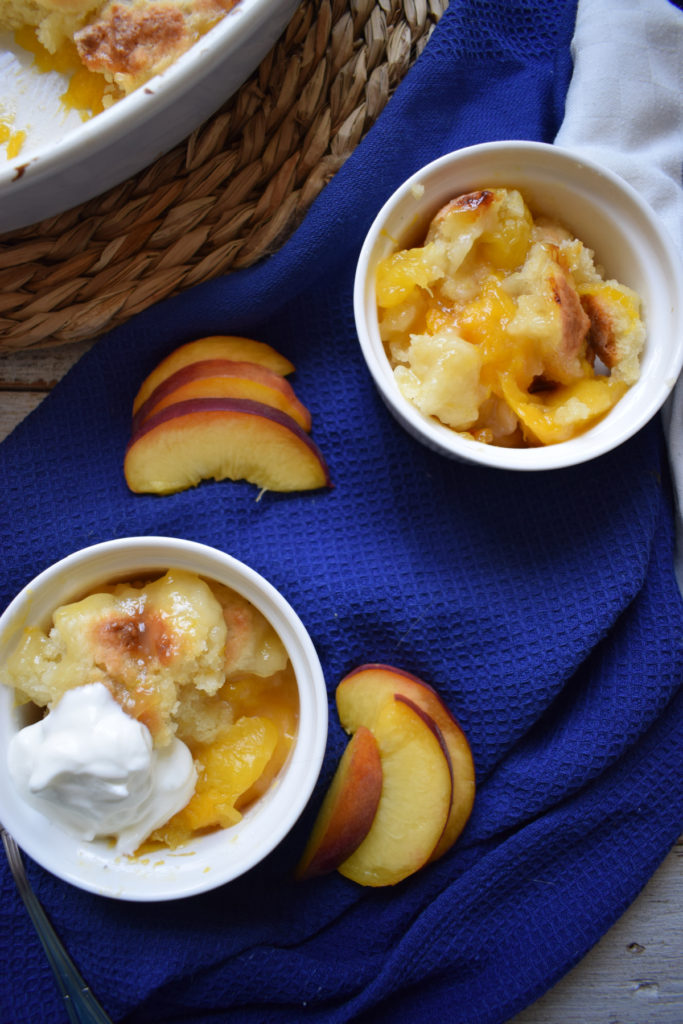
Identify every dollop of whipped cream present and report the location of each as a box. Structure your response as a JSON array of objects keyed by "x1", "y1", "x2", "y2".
[{"x1": 8, "y1": 682, "x2": 196, "y2": 854}]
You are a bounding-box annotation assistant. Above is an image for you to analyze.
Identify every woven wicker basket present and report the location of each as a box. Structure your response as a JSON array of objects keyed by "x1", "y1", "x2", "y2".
[{"x1": 0, "y1": 0, "x2": 446, "y2": 351}]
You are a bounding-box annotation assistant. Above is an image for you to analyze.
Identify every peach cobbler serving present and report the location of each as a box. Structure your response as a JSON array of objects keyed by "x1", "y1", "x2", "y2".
[
  {"x1": 2, "y1": 569, "x2": 299, "y2": 852},
  {"x1": 376, "y1": 187, "x2": 645, "y2": 447}
]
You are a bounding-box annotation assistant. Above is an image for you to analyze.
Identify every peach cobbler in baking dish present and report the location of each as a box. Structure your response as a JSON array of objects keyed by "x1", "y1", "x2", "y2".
[{"x1": 1, "y1": 0, "x2": 240, "y2": 111}]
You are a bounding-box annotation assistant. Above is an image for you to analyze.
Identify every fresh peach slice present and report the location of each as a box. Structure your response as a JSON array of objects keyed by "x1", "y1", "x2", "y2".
[
  {"x1": 337, "y1": 663, "x2": 475, "y2": 861},
  {"x1": 132, "y1": 337, "x2": 296, "y2": 416},
  {"x1": 124, "y1": 398, "x2": 330, "y2": 494},
  {"x1": 296, "y1": 726, "x2": 383, "y2": 880},
  {"x1": 337, "y1": 695, "x2": 452, "y2": 886},
  {"x1": 132, "y1": 358, "x2": 312, "y2": 433}
]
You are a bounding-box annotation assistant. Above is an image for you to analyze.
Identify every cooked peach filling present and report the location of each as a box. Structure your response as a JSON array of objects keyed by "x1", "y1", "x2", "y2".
[
  {"x1": 376, "y1": 187, "x2": 645, "y2": 447},
  {"x1": 0, "y1": 119, "x2": 25, "y2": 159},
  {"x1": 151, "y1": 669, "x2": 299, "y2": 846},
  {"x1": 3, "y1": 569, "x2": 299, "y2": 849}
]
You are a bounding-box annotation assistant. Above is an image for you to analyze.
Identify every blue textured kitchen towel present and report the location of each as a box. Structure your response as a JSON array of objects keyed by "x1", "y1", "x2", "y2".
[{"x1": 2, "y1": 1, "x2": 683, "y2": 1023}]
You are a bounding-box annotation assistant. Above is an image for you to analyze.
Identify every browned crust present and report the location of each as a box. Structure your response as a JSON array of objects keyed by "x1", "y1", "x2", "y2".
[
  {"x1": 75, "y1": 3, "x2": 187, "y2": 75},
  {"x1": 431, "y1": 189, "x2": 496, "y2": 225},
  {"x1": 581, "y1": 292, "x2": 618, "y2": 368},
  {"x1": 549, "y1": 267, "x2": 591, "y2": 369}
]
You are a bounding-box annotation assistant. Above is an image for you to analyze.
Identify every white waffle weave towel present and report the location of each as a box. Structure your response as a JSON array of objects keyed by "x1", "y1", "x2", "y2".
[{"x1": 556, "y1": 0, "x2": 683, "y2": 588}]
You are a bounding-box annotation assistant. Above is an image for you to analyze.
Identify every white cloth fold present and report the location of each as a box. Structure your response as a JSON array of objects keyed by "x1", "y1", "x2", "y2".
[{"x1": 555, "y1": 0, "x2": 683, "y2": 589}]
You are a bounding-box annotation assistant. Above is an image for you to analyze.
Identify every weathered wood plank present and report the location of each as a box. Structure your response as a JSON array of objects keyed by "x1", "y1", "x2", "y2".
[
  {"x1": 511, "y1": 838, "x2": 683, "y2": 1023},
  {"x1": 0, "y1": 341, "x2": 96, "y2": 441},
  {"x1": 0, "y1": 340, "x2": 95, "y2": 388},
  {"x1": 0, "y1": 392, "x2": 47, "y2": 441}
]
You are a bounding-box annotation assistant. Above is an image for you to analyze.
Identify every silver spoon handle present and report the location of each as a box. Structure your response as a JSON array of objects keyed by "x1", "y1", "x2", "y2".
[{"x1": 1, "y1": 827, "x2": 114, "y2": 1024}]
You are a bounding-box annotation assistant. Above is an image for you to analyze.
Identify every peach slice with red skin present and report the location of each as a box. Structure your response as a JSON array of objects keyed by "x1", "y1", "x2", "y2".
[
  {"x1": 124, "y1": 398, "x2": 330, "y2": 494},
  {"x1": 296, "y1": 726, "x2": 382, "y2": 880},
  {"x1": 337, "y1": 694, "x2": 453, "y2": 886},
  {"x1": 336, "y1": 664, "x2": 475, "y2": 861},
  {"x1": 132, "y1": 358, "x2": 312, "y2": 433},
  {"x1": 132, "y1": 336, "x2": 296, "y2": 416}
]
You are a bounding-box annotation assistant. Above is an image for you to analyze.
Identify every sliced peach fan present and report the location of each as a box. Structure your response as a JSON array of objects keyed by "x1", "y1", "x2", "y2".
[
  {"x1": 132, "y1": 358, "x2": 312, "y2": 433},
  {"x1": 297, "y1": 663, "x2": 475, "y2": 886},
  {"x1": 132, "y1": 337, "x2": 295, "y2": 415},
  {"x1": 125, "y1": 337, "x2": 329, "y2": 495}
]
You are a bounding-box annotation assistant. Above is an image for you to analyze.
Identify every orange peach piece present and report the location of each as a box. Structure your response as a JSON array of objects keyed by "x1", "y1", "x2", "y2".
[
  {"x1": 132, "y1": 337, "x2": 296, "y2": 416},
  {"x1": 296, "y1": 726, "x2": 383, "y2": 880},
  {"x1": 124, "y1": 398, "x2": 330, "y2": 494},
  {"x1": 155, "y1": 716, "x2": 279, "y2": 843},
  {"x1": 500, "y1": 374, "x2": 628, "y2": 446},
  {"x1": 232, "y1": 670, "x2": 300, "y2": 811},
  {"x1": 132, "y1": 358, "x2": 312, "y2": 433},
  {"x1": 336, "y1": 663, "x2": 475, "y2": 861},
  {"x1": 338, "y1": 695, "x2": 452, "y2": 886}
]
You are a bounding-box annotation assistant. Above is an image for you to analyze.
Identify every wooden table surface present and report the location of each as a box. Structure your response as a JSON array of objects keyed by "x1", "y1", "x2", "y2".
[{"x1": 1, "y1": 341, "x2": 681, "y2": 1024}]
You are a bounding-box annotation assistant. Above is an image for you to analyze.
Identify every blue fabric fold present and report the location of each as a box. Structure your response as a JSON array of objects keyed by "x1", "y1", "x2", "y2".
[{"x1": 2, "y1": 1, "x2": 682, "y2": 1022}]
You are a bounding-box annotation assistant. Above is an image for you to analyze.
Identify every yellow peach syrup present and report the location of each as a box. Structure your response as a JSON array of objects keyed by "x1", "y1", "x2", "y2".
[
  {"x1": 376, "y1": 187, "x2": 645, "y2": 448},
  {"x1": 0, "y1": 119, "x2": 25, "y2": 159},
  {"x1": 12, "y1": 27, "x2": 120, "y2": 119}
]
